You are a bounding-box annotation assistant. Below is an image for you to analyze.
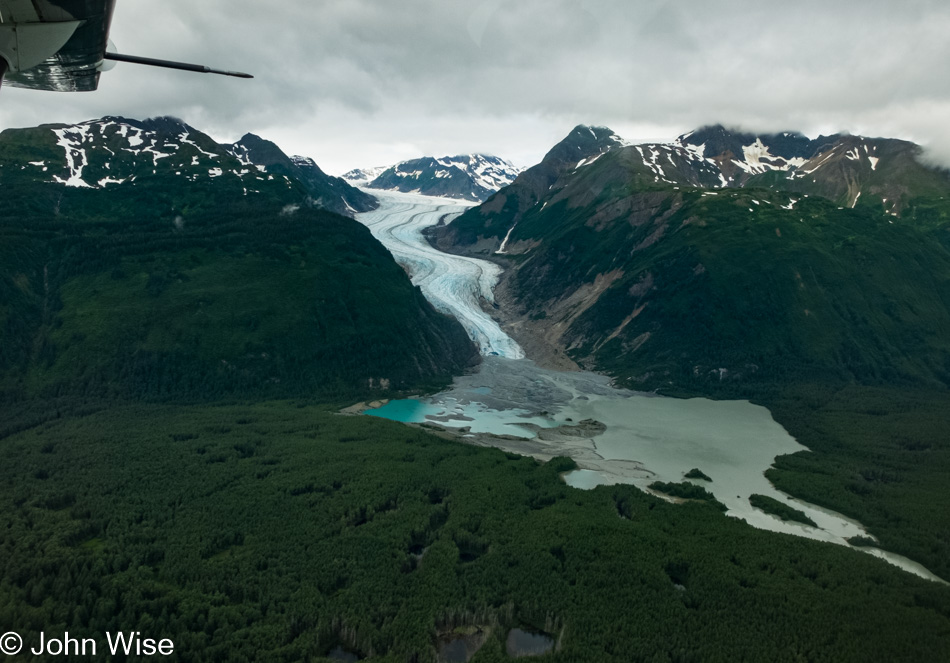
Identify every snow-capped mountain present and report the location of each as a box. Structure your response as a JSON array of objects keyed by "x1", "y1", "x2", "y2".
[
  {"x1": 542, "y1": 124, "x2": 929, "y2": 214},
  {"x1": 430, "y1": 125, "x2": 633, "y2": 251},
  {"x1": 341, "y1": 165, "x2": 389, "y2": 184},
  {"x1": 662, "y1": 125, "x2": 845, "y2": 189},
  {"x1": 0, "y1": 116, "x2": 376, "y2": 217},
  {"x1": 221, "y1": 132, "x2": 376, "y2": 214},
  {"x1": 436, "y1": 121, "x2": 947, "y2": 262},
  {"x1": 348, "y1": 154, "x2": 522, "y2": 202},
  {"x1": 546, "y1": 125, "x2": 844, "y2": 191},
  {"x1": 662, "y1": 125, "x2": 927, "y2": 213}
]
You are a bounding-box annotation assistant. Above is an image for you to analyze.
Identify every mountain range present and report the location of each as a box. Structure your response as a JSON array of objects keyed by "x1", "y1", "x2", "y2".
[
  {"x1": 0, "y1": 116, "x2": 377, "y2": 218},
  {"x1": 345, "y1": 153, "x2": 521, "y2": 202},
  {"x1": 435, "y1": 123, "x2": 950, "y2": 392}
]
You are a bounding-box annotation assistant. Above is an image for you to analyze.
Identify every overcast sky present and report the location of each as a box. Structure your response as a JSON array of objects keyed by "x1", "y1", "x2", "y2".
[{"x1": 2, "y1": 0, "x2": 949, "y2": 174}]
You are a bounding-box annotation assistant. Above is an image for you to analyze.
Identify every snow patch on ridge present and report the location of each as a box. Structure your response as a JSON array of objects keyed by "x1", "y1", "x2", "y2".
[
  {"x1": 51, "y1": 126, "x2": 93, "y2": 188},
  {"x1": 97, "y1": 177, "x2": 126, "y2": 187},
  {"x1": 576, "y1": 152, "x2": 606, "y2": 169},
  {"x1": 733, "y1": 138, "x2": 805, "y2": 175},
  {"x1": 179, "y1": 132, "x2": 218, "y2": 158}
]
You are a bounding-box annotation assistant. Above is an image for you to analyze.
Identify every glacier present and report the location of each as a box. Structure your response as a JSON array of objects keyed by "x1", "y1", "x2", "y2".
[{"x1": 355, "y1": 189, "x2": 524, "y2": 359}]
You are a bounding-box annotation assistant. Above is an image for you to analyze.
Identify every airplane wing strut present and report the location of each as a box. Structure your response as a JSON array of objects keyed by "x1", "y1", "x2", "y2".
[{"x1": 104, "y1": 52, "x2": 252, "y2": 79}]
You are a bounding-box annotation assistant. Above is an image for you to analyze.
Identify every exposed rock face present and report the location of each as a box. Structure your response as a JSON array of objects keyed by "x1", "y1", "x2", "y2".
[{"x1": 0, "y1": 115, "x2": 376, "y2": 217}]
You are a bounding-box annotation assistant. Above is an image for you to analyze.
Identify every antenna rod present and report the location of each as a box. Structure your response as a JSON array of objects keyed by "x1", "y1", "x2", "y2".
[{"x1": 104, "y1": 52, "x2": 253, "y2": 78}]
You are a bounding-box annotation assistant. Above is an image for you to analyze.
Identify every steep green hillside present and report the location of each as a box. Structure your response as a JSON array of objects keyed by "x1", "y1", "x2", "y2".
[
  {"x1": 0, "y1": 121, "x2": 475, "y2": 403},
  {"x1": 1, "y1": 403, "x2": 948, "y2": 662},
  {"x1": 437, "y1": 123, "x2": 950, "y2": 392},
  {"x1": 471, "y1": 151, "x2": 950, "y2": 391},
  {"x1": 0, "y1": 193, "x2": 474, "y2": 402}
]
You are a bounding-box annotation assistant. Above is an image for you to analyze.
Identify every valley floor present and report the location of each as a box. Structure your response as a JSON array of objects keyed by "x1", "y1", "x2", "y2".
[{"x1": 357, "y1": 191, "x2": 950, "y2": 585}]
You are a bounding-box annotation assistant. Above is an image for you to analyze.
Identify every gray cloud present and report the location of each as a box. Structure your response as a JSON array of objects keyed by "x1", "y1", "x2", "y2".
[{"x1": 1, "y1": 0, "x2": 948, "y2": 173}]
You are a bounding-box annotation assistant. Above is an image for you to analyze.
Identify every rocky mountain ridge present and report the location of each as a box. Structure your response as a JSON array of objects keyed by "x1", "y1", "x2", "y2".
[
  {"x1": 435, "y1": 123, "x2": 950, "y2": 393},
  {"x1": 0, "y1": 115, "x2": 377, "y2": 217}
]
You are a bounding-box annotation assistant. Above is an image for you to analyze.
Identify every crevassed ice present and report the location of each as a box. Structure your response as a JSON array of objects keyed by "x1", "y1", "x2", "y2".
[{"x1": 355, "y1": 190, "x2": 524, "y2": 359}]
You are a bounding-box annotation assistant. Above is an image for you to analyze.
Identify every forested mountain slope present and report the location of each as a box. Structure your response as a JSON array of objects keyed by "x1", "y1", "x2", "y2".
[
  {"x1": 437, "y1": 124, "x2": 950, "y2": 394},
  {"x1": 0, "y1": 118, "x2": 475, "y2": 403}
]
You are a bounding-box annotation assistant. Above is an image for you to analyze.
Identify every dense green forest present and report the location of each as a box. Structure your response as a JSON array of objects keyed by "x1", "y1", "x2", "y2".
[
  {"x1": 764, "y1": 385, "x2": 950, "y2": 579},
  {"x1": 748, "y1": 494, "x2": 816, "y2": 527},
  {"x1": 2, "y1": 403, "x2": 949, "y2": 662},
  {"x1": 648, "y1": 481, "x2": 724, "y2": 508}
]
